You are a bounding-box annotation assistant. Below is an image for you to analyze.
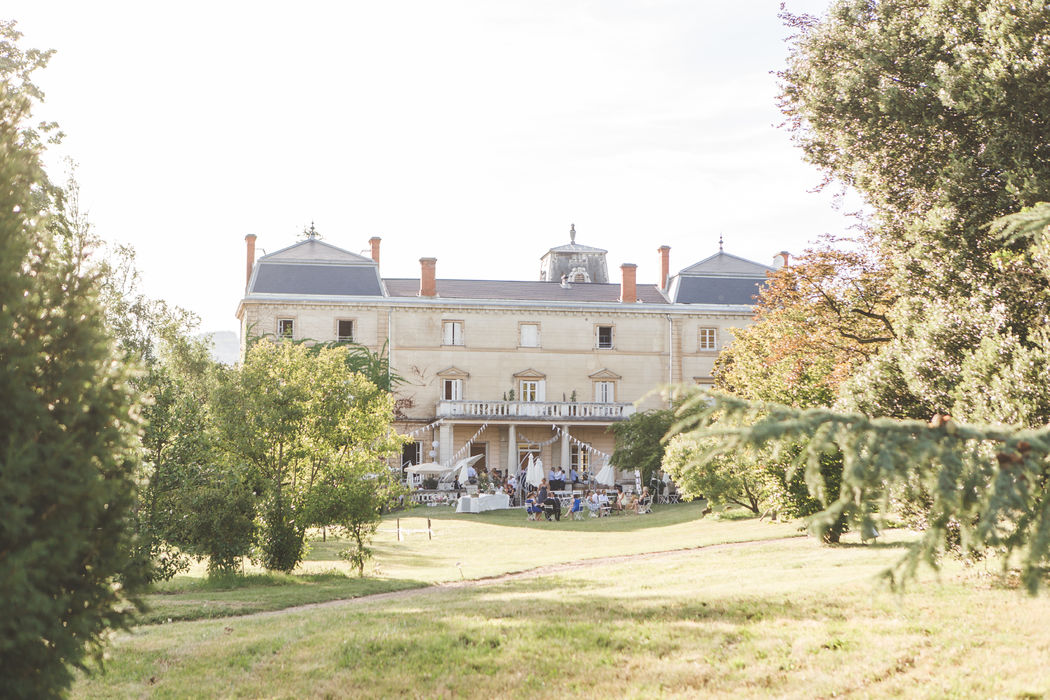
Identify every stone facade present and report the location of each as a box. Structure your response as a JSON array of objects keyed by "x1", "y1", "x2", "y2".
[{"x1": 236, "y1": 231, "x2": 775, "y2": 481}]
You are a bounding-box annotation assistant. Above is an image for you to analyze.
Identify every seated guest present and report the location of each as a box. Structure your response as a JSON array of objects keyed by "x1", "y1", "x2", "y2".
[
  {"x1": 597, "y1": 489, "x2": 610, "y2": 514},
  {"x1": 537, "y1": 479, "x2": 561, "y2": 521},
  {"x1": 635, "y1": 486, "x2": 652, "y2": 514},
  {"x1": 525, "y1": 492, "x2": 543, "y2": 520},
  {"x1": 610, "y1": 485, "x2": 624, "y2": 512},
  {"x1": 568, "y1": 494, "x2": 584, "y2": 519},
  {"x1": 621, "y1": 490, "x2": 638, "y2": 513},
  {"x1": 585, "y1": 491, "x2": 602, "y2": 517}
]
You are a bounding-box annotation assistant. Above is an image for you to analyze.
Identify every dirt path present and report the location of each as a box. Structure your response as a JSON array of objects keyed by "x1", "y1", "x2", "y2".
[{"x1": 250, "y1": 535, "x2": 805, "y2": 619}]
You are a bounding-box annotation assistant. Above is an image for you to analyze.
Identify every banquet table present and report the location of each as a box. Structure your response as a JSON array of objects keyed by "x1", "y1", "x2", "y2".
[{"x1": 455, "y1": 493, "x2": 511, "y2": 513}]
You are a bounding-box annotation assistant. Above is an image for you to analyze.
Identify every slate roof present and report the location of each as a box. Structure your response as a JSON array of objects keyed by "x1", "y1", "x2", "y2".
[
  {"x1": 544, "y1": 241, "x2": 608, "y2": 255},
  {"x1": 384, "y1": 279, "x2": 669, "y2": 304},
  {"x1": 671, "y1": 275, "x2": 766, "y2": 305},
  {"x1": 677, "y1": 250, "x2": 776, "y2": 277},
  {"x1": 260, "y1": 238, "x2": 375, "y2": 264},
  {"x1": 251, "y1": 263, "x2": 385, "y2": 296}
]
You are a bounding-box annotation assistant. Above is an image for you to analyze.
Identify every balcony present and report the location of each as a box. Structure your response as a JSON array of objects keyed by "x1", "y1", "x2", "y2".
[{"x1": 437, "y1": 400, "x2": 636, "y2": 421}]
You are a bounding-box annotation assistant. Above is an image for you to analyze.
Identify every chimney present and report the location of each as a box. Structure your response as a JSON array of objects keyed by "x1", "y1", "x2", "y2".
[
  {"x1": 620, "y1": 263, "x2": 637, "y2": 303},
  {"x1": 773, "y1": 251, "x2": 791, "y2": 268},
  {"x1": 419, "y1": 257, "x2": 437, "y2": 297},
  {"x1": 244, "y1": 234, "x2": 257, "y2": 288},
  {"x1": 658, "y1": 245, "x2": 670, "y2": 289},
  {"x1": 369, "y1": 236, "x2": 381, "y2": 267}
]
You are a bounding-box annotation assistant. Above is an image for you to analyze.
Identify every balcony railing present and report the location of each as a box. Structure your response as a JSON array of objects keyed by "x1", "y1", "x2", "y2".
[{"x1": 437, "y1": 400, "x2": 635, "y2": 421}]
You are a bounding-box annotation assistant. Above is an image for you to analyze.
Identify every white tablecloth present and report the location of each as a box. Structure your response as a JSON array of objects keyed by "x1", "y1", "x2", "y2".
[{"x1": 455, "y1": 493, "x2": 511, "y2": 513}]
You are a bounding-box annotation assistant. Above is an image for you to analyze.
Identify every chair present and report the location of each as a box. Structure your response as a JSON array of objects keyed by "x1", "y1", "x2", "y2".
[
  {"x1": 568, "y1": 497, "x2": 584, "y2": 520},
  {"x1": 636, "y1": 494, "x2": 653, "y2": 515},
  {"x1": 525, "y1": 498, "x2": 543, "y2": 521}
]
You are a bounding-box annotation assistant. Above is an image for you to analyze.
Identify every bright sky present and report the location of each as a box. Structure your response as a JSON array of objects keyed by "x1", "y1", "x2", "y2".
[{"x1": 11, "y1": 0, "x2": 856, "y2": 334}]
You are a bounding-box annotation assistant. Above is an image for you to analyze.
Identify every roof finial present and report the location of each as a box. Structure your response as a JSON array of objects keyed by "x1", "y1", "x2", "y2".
[
  {"x1": 718, "y1": 233, "x2": 724, "y2": 252},
  {"x1": 304, "y1": 221, "x2": 320, "y2": 240},
  {"x1": 570, "y1": 223, "x2": 576, "y2": 244}
]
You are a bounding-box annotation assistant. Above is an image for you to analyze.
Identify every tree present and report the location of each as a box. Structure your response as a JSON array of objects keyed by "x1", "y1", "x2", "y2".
[
  {"x1": 211, "y1": 341, "x2": 402, "y2": 573},
  {"x1": 714, "y1": 238, "x2": 894, "y2": 408},
  {"x1": 662, "y1": 435, "x2": 769, "y2": 514},
  {"x1": 610, "y1": 408, "x2": 675, "y2": 486},
  {"x1": 779, "y1": 0, "x2": 1050, "y2": 425},
  {"x1": 0, "y1": 86, "x2": 145, "y2": 696}
]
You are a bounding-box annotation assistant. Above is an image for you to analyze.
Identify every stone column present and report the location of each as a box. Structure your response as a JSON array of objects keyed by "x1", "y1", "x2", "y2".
[
  {"x1": 560, "y1": 424, "x2": 571, "y2": 470},
  {"x1": 439, "y1": 423, "x2": 453, "y2": 465},
  {"x1": 507, "y1": 424, "x2": 517, "y2": 474}
]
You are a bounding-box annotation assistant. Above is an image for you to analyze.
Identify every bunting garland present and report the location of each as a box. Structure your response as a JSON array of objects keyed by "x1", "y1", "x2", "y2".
[
  {"x1": 450, "y1": 423, "x2": 489, "y2": 463},
  {"x1": 402, "y1": 418, "x2": 444, "y2": 440},
  {"x1": 552, "y1": 424, "x2": 612, "y2": 460},
  {"x1": 516, "y1": 424, "x2": 563, "y2": 449}
]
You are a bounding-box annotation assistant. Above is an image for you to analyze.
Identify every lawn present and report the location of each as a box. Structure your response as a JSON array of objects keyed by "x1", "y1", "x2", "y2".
[
  {"x1": 73, "y1": 505, "x2": 1050, "y2": 698},
  {"x1": 138, "y1": 502, "x2": 797, "y2": 624}
]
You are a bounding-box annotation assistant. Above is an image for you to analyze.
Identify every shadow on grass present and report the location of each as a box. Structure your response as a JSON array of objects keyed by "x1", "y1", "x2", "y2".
[
  {"x1": 831, "y1": 540, "x2": 913, "y2": 550},
  {"x1": 410, "y1": 502, "x2": 708, "y2": 532},
  {"x1": 137, "y1": 575, "x2": 429, "y2": 626}
]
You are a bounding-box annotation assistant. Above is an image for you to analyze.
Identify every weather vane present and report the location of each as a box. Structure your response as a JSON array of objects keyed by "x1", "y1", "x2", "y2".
[
  {"x1": 303, "y1": 221, "x2": 320, "y2": 240},
  {"x1": 719, "y1": 233, "x2": 724, "y2": 252}
]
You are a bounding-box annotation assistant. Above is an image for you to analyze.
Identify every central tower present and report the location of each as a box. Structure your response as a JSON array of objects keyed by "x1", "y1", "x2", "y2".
[{"x1": 538, "y1": 224, "x2": 609, "y2": 283}]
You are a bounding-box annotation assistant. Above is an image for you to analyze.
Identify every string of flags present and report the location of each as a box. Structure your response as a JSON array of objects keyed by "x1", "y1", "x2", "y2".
[
  {"x1": 450, "y1": 423, "x2": 489, "y2": 463},
  {"x1": 516, "y1": 424, "x2": 563, "y2": 449},
  {"x1": 402, "y1": 418, "x2": 445, "y2": 440},
  {"x1": 553, "y1": 424, "x2": 612, "y2": 461}
]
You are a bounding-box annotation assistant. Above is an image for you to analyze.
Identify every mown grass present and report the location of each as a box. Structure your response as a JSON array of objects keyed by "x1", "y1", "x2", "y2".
[
  {"x1": 138, "y1": 502, "x2": 797, "y2": 625},
  {"x1": 76, "y1": 528, "x2": 1050, "y2": 699}
]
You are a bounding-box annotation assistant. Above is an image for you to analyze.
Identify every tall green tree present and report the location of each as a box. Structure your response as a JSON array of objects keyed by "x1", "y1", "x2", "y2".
[
  {"x1": 780, "y1": 0, "x2": 1050, "y2": 424},
  {"x1": 610, "y1": 408, "x2": 675, "y2": 487},
  {"x1": 0, "y1": 86, "x2": 145, "y2": 696},
  {"x1": 675, "y1": 0, "x2": 1050, "y2": 586},
  {"x1": 212, "y1": 341, "x2": 402, "y2": 572}
]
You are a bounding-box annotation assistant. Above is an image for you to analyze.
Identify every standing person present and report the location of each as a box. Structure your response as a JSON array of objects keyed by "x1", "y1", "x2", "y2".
[
  {"x1": 548, "y1": 466, "x2": 562, "y2": 491},
  {"x1": 538, "y1": 479, "x2": 561, "y2": 521},
  {"x1": 552, "y1": 466, "x2": 567, "y2": 491},
  {"x1": 569, "y1": 465, "x2": 580, "y2": 485}
]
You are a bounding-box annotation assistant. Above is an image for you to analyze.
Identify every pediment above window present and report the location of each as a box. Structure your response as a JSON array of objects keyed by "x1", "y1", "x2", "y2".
[
  {"x1": 513, "y1": 368, "x2": 547, "y2": 380},
  {"x1": 589, "y1": 368, "x2": 622, "y2": 380},
  {"x1": 437, "y1": 366, "x2": 470, "y2": 379}
]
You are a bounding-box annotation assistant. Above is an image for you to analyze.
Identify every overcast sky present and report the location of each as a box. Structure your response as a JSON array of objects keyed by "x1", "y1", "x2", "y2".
[{"x1": 10, "y1": 0, "x2": 857, "y2": 334}]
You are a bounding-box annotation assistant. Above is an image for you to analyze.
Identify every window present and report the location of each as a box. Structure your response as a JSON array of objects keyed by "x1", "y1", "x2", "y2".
[
  {"x1": 277, "y1": 318, "x2": 294, "y2": 339},
  {"x1": 519, "y1": 323, "x2": 540, "y2": 347},
  {"x1": 337, "y1": 319, "x2": 355, "y2": 342},
  {"x1": 571, "y1": 444, "x2": 590, "y2": 474},
  {"x1": 594, "y1": 381, "x2": 615, "y2": 403},
  {"x1": 596, "y1": 325, "x2": 613, "y2": 349},
  {"x1": 401, "y1": 442, "x2": 421, "y2": 468},
  {"x1": 470, "y1": 442, "x2": 487, "y2": 471},
  {"x1": 519, "y1": 379, "x2": 545, "y2": 402},
  {"x1": 442, "y1": 378, "x2": 463, "y2": 401},
  {"x1": 698, "y1": 327, "x2": 717, "y2": 351},
  {"x1": 442, "y1": 320, "x2": 463, "y2": 346}
]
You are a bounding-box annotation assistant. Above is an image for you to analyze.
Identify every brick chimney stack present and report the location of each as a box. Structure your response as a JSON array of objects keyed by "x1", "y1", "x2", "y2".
[
  {"x1": 658, "y1": 245, "x2": 670, "y2": 289},
  {"x1": 245, "y1": 234, "x2": 257, "y2": 288},
  {"x1": 369, "y1": 237, "x2": 381, "y2": 267},
  {"x1": 419, "y1": 257, "x2": 437, "y2": 297},
  {"x1": 620, "y1": 263, "x2": 637, "y2": 303},
  {"x1": 773, "y1": 251, "x2": 791, "y2": 268}
]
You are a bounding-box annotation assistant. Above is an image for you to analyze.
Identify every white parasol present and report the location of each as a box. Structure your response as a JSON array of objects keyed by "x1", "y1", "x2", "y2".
[
  {"x1": 594, "y1": 460, "x2": 616, "y2": 486},
  {"x1": 451, "y1": 453, "x2": 485, "y2": 484},
  {"x1": 404, "y1": 462, "x2": 454, "y2": 476},
  {"x1": 526, "y1": 454, "x2": 544, "y2": 487}
]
